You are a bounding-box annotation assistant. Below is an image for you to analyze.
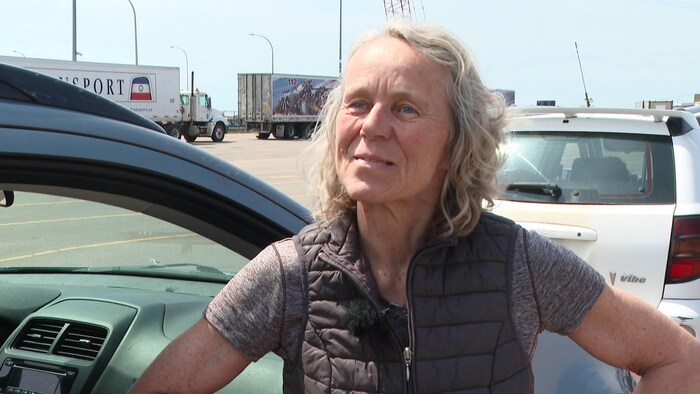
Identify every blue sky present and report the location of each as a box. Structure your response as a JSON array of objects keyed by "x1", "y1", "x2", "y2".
[{"x1": 2, "y1": 0, "x2": 699, "y2": 113}]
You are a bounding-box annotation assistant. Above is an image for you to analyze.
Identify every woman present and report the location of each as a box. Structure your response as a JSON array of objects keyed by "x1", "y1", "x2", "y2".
[{"x1": 131, "y1": 22, "x2": 700, "y2": 393}]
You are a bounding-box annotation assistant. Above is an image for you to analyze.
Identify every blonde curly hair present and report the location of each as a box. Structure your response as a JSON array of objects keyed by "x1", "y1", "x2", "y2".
[{"x1": 303, "y1": 21, "x2": 507, "y2": 237}]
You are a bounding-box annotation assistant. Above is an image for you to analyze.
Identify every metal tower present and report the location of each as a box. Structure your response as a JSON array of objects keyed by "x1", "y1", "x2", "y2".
[{"x1": 384, "y1": 0, "x2": 413, "y2": 20}]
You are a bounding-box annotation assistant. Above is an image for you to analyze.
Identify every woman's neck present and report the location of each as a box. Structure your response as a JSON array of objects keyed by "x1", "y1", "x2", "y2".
[
  {"x1": 356, "y1": 201, "x2": 436, "y2": 306},
  {"x1": 357, "y1": 203, "x2": 433, "y2": 264}
]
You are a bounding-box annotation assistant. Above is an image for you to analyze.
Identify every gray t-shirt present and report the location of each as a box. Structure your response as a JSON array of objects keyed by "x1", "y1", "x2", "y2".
[{"x1": 205, "y1": 228, "x2": 605, "y2": 362}]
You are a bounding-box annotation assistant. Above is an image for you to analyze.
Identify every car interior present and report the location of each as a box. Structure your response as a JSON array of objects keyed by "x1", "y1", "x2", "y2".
[{"x1": 498, "y1": 132, "x2": 675, "y2": 204}]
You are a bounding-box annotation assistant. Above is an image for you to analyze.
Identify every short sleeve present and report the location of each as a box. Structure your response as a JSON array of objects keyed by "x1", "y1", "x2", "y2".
[
  {"x1": 204, "y1": 240, "x2": 296, "y2": 361},
  {"x1": 525, "y1": 229, "x2": 606, "y2": 335}
]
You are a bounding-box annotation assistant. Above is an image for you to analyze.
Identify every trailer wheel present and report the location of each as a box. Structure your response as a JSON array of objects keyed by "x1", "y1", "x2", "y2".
[
  {"x1": 257, "y1": 132, "x2": 270, "y2": 139},
  {"x1": 283, "y1": 124, "x2": 295, "y2": 139},
  {"x1": 166, "y1": 124, "x2": 182, "y2": 139},
  {"x1": 184, "y1": 134, "x2": 197, "y2": 142},
  {"x1": 301, "y1": 123, "x2": 315, "y2": 139},
  {"x1": 211, "y1": 123, "x2": 225, "y2": 142}
]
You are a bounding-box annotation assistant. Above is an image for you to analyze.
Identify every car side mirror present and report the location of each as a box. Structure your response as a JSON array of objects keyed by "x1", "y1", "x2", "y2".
[{"x1": 0, "y1": 190, "x2": 14, "y2": 207}]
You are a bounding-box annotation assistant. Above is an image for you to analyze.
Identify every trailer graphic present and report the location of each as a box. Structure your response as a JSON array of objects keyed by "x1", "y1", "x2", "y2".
[
  {"x1": 130, "y1": 76, "x2": 153, "y2": 101},
  {"x1": 273, "y1": 78, "x2": 337, "y2": 116}
]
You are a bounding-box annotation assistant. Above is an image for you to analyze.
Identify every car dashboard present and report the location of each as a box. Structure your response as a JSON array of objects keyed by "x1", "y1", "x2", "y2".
[{"x1": 0, "y1": 274, "x2": 283, "y2": 394}]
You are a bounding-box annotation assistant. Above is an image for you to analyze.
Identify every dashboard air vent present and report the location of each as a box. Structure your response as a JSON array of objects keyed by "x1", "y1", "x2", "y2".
[
  {"x1": 15, "y1": 319, "x2": 65, "y2": 354},
  {"x1": 55, "y1": 323, "x2": 108, "y2": 361}
]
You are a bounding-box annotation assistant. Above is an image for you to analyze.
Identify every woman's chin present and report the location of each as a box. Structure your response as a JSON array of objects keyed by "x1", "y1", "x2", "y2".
[{"x1": 346, "y1": 186, "x2": 391, "y2": 205}]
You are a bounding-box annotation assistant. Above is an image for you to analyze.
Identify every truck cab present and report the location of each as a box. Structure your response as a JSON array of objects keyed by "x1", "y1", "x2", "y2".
[{"x1": 179, "y1": 90, "x2": 228, "y2": 142}]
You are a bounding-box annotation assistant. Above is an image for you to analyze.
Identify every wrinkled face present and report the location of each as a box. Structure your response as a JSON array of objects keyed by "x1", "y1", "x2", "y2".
[{"x1": 335, "y1": 36, "x2": 452, "y2": 207}]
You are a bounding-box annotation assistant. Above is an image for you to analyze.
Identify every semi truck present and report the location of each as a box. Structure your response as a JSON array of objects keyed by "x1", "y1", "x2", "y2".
[
  {"x1": 0, "y1": 56, "x2": 228, "y2": 142},
  {"x1": 238, "y1": 73, "x2": 339, "y2": 139}
]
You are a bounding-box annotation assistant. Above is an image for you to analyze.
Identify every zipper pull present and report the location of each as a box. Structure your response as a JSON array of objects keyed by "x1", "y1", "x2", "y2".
[{"x1": 403, "y1": 347, "x2": 412, "y2": 381}]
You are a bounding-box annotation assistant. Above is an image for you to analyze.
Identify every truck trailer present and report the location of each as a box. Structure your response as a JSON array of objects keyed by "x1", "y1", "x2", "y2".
[
  {"x1": 238, "y1": 73, "x2": 339, "y2": 139},
  {"x1": 0, "y1": 56, "x2": 228, "y2": 142}
]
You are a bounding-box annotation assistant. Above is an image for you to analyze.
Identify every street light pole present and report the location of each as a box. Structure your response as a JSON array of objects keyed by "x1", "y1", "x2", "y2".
[
  {"x1": 127, "y1": 0, "x2": 138, "y2": 65},
  {"x1": 170, "y1": 46, "x2": 189, "y2": 91},
  {"x1": 248, "y1": 33, "x2": 274, "y2": 75}
]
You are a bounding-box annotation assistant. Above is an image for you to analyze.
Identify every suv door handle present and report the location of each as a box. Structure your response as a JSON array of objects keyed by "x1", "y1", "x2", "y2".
[{"x1": 519, "y1": 222, "x2": 598, "y2": 241}]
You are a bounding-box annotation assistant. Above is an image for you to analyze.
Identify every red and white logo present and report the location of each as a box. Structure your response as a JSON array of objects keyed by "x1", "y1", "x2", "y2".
[{"x1": 130, "y1": 76, "x2": 152, "y2": 101}]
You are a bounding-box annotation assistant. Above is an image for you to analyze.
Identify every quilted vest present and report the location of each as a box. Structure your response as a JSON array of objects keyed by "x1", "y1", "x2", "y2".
[{"x1": 283, "y1": 212, "x2": 534, "y2": 393}]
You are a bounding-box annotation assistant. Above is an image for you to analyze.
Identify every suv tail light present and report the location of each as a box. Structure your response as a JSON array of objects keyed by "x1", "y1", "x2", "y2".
[{"x1": 667, "y1": 216, "x2": 700, "y2": 284}]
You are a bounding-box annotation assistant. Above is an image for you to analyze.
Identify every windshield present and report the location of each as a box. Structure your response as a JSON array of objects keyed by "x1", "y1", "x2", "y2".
[
  {"x1": 497, "y1": 132, "x2": 675, "y2": 204},
  {"x1": 0, "y1": 192, "x2": 247, "y2": 281}
]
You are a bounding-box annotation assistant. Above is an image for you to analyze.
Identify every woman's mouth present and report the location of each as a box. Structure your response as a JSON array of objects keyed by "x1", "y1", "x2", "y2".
[{"x1": 354, "y1": 155, "x2": 393, "y2": 166}]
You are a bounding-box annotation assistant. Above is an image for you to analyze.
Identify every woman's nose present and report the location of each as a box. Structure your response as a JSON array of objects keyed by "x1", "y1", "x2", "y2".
[{"x1": 359, "y1": 104, "x2": 392, "y2": 139}]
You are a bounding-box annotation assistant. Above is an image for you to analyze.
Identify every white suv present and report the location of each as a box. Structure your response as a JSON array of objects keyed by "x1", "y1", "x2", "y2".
[{"x1": 492, "y1": 106, "x2": 700, "y2": 338}]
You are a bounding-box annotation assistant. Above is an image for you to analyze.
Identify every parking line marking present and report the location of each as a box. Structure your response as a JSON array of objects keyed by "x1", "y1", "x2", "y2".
[
  {"x1": 14, "y1": 200, "x2": 84, "y2": 207},
  {"x1": 0, "y1": 212, "x2": 139, "y2": 227},
  {"x1": 0, "y1": 233, "x2": 196, "y2": 263}
]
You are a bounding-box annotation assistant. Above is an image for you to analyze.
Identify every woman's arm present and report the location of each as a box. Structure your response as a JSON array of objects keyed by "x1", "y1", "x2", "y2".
[
  {"x1": 569, "y1": 285, "x2": 700, "y2": 393},
  {"x1": 129, "y1": 318, "x2": 251, "y2": 394}
]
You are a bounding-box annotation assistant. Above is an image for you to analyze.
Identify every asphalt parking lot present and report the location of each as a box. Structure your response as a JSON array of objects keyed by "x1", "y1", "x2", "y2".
[{"x1": 191, "y1": 132, "x2": 314, "y2": 209}]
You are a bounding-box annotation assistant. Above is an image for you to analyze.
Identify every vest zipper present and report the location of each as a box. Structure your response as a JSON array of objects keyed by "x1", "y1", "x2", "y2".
[
  {"x1": 405, "y1": 254, "x2": 416, "y2": 392},
  {"x1": 403, "y1": 347, "x2": 412, "y2": 381},
  {"x1": 404, "y1": 238, "x2": 458, "y2": 392}
]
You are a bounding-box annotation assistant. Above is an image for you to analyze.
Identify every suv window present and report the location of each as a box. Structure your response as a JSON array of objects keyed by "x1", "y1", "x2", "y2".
[{"x1": 498, "y1": 132, "x2": 675, "y2": 204}]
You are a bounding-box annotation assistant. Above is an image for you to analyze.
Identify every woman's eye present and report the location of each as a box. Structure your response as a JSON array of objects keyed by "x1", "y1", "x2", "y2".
[
  {"x1": 399, "y1": 105, "x2": 417, "y2": 115},
  {"x1": 347, "y1": 101, "x2": 367, "y2": 111}
]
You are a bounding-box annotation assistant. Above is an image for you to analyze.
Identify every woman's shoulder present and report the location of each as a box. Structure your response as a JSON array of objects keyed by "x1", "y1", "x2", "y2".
[
  {"x1": 269, "y1": 238, "x2": 301, "y2": 267},
  {"x1": 480, "y1": 211, "x2": 517, "y2": 226},
  {"x1": 295, "y1": 212, "x2": 357, "y2": 248},
  {"x1": 464, "y1": 211, "x2": 520, "y2": 237}
]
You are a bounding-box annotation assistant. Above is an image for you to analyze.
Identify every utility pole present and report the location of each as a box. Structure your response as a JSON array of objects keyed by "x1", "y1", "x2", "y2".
[{"x1": 72, "y1": 0, "x2": 77, "y2": 61}]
